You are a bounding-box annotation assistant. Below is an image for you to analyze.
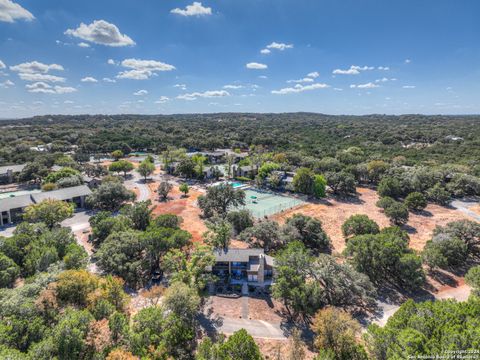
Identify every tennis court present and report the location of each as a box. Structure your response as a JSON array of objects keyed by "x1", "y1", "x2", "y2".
[{"x1": 238, "y1": 188, "x2": 305, "y2": 218}]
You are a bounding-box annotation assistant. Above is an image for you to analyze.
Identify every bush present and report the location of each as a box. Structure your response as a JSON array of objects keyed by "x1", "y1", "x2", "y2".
[
  {"x1": 422, "y1": 234, "x2": 468, "y2": 269},
  {"x1": 41, "y1": 183, "x2": 57, "y2": 191},
  {"x1": 384, "y1": 202, "x2": 409, "y2": 225},
  {"x1": 378, "y1": 177, "x2": 402, "y2": 198},
  {"x1": 404, "y1": 192, "x2": 427, "y2": 211},
  {"x1": 342, "y1": 215, "x2": 380, "y2": 238},
  {"x1": 426, "y1": 183, "x2": 451, "y2": 205}
]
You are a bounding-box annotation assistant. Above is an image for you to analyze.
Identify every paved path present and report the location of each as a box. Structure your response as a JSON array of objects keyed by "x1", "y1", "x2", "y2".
[
  {"x1": 241, "y1": 297, "x2": 249, "y2": 319},
  {"x1": 61, "y1": 211, "x2": 91, "y2": 232},
  {"x1": 125, "y1": 172, "x2": 150, "y2": 202},
  {"x1": 451, "y1": 200, "x2": 480, "y2": 222},
  {"x1": 215, "y1": 317, "x2": 287, "y2": 340}
]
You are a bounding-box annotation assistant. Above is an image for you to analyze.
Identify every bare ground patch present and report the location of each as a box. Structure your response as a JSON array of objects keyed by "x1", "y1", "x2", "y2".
[{"x1": 271, "y1": 187, "x2": 473, "y2": 253}]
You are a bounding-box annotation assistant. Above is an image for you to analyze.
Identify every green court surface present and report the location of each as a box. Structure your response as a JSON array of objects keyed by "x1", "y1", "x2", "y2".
[{"x1": 239, "y1": 188, "x2": 305, "y2": 217}]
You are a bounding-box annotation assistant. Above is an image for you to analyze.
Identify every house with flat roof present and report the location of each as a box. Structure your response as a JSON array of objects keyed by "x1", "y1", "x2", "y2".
[
  {"x1": 0, "y1": 164, "x2": 26, "y2": 184},
  {"x1": 209, "y1": 248, "x2": 274, "y2": 286},
  {"x1": 232, "y1": 165, "x2": 257, "y2": 179},
  {"x1": 0, "y1": 185, "x2": 91, "y2": 227}
]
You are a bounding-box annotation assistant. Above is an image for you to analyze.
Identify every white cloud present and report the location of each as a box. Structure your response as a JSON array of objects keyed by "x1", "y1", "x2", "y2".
[
  {"x1": 18, "y1": 73, "x2": 66, "y2": 83},
  {"x1": 64, "y1": 100, "x2": 74, "y2": 104},
  {"x1": 174, "y1": 84, "x2": 187, "y2": 90},
  {"x1": 171, "y1": 2, "x2": 212, "y2": 16},
  {"x1": 350, "y1": 82, "x2": 379, "y2": 89},
  {"x1": 177, "y1": 90, "x2": 230, "y2": 101},
  {"x1": 54, "y1": 86, "x2": 77, "y2": 94},
  {"x1": 77, "y1": 42, "x2": 90, "y2": 48},
  {"x1": 287, "y1": 77, "x2": 314, "y2": 84},
  {"x1": 258, "y1": 75, "x2": 268, "y2": 79},
  {"x1": 155, "y1": 96, "x2": 170, "y2": 104},
  {"x1": 26, "y1": 82, "x2": 77, "y2": 94},
  {"x1": 65, "y1": 20, "x2": 135, "y2": 47},
  {"x1": 307, "y1": 71, "x2": 320, "y2": 78},
  {"x1": 0, "y1": 60, "x2": 5, "y2": 69},
  {"x1": 402, "y1": 85, "x2": 416, "y2": 89},
  {"x1": 405, "y1": 59, "x2": 411, "y2": 64},
  {"x1": 266, "y1": 42, "x2": 293, "y2": 51},
  {"x1": 133, "y1": 89, "x2": 148, "y2": 96},
  {"x1": 332, "y1": 65, "x2": 374, "y2": 75},
  {"x1": 260, "y1": 49, "x2": 271, "y2": 55},
  {"x1": 10, "y1": 61, "x2": 64, "y2": 74},
  {"x1": 333, "y1": 88, "x2": 343, "y2": 91},
  {"x1": 103, "y1": 77, "x2": 116, "y2": 83},
  {"x1": 0, "y1": 79, "x2": 14, "y2": 88},
  {"x1": 0, "y1": 0, "x2": 34, "y2": 23},
  {"x1": 116, "y1": 58, "x2": 175, "y2": 80},
  {"x1": 375, "y1": 77, "x2": 389, "y2": 83},
  {"x1": 377, "y1": 66, "x2": 390, "y2": 71},
  {"x1": 246, "y1": 62, "x2": 267, "y2": 70},
  {"x1": 271, "y1": 83, "x2": 329, "y2": 95},
  {"x1": 107, "y1": 59, "x2": 115, "y2": 65},
  {"x1": 81, "y1": 76, "x2": 98, "y2": 83},
  {"x1": 223, "y1": 84, "x2": 243, "y2": 89}
]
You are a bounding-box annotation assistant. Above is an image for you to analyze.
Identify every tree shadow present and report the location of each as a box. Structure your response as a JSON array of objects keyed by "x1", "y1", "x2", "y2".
[
  {"x1": 331, "y1": 193, "x2": 365, "y2": 205},
  {"x1": 401, "y1": 224, "x2": 417, "y2": 234},
  {"x1": 428, "y1": 269, "x2": 458, "y2": 287}
]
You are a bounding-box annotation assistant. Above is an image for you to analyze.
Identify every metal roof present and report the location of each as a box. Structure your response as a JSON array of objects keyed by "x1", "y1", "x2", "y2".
[
  {"x1": 213, "y1": 248, "x2": 265, "y2": 262},
  {"x1": 0, "y1": 164, "x2": 26, "y2": 175},
  {"x1": 31, "y1": 185, "x2": 92, "y2": 202},
  {"x1": 0, "y1": 194, "x2": 34, "y2": 212}
]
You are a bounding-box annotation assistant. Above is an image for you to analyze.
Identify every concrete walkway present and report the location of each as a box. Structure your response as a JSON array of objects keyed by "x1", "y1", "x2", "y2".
[
  {"x1": 215, "y1": 317, "x2": 287, "y2": 340},
  {"x1": 125, "y1": 172, "x2": 150, "y2": 202}
]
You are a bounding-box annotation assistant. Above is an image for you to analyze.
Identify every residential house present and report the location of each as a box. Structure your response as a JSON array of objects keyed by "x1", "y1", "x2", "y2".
[
  {"x1": 232, "y1": 165, "x2": 257, "y2": 179},
  {"x1": 209, "y1": 248, "x2": 274, "y2": 286}
]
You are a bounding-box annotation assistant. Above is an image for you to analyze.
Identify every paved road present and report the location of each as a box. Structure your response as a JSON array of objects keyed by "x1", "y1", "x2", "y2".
[
  {"x1": 61, "y1": 211, "x2": 91, "y2": 232},
  {"x1": 125, "y1": 172, "x2": 150, "y2": 201},
  {"x1": 451, "y1": 200, "x2": 480, "y2": 222},
  {"x1": 214, "y1": 317, "x2": 287, "y2": 340}
]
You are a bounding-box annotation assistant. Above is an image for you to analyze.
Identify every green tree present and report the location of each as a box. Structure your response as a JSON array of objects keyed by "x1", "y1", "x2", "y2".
[
  {"x1": 87, "y1": 182, "x2": 135, "y2": 212},
  {"x1": 24, "y1": 199, "x2": 74, "y2": 229},
  {"x1": 312, "y1": 308, "x2": 367, "y2": 360},
  {"x1": 377, "y1": 177, "x2": 402, "y2": 199},
  {"x1": 422, "y1": 234, "x2": 468, "y2": 270},
  {"x1": 325, "y1": 172, "x2": 356, "y2": 196},
  {"x1": 220, "y1": 329, "x2": 263, "y2": 360},
  {"x1": 344, "y1": 228, "x2": 425, "y2": 290},
  {"x1": 203, "y1": 219, "x2": 232, "y2": 250},
  {"x1": 226, "y1": 209, "x2": 254, "y2": 235},
  {"x1": 198, "y1": 184, "x2": 246, "y2": 219},
  {"x1": 426, "y1": 183, "x2": 451, "y2": 205},
  {"x1": 63, "y1": 243, "x2": 89, "y2": 270},
  {"x1": 96, "y1": 230, "x2": 147, "y2": 288},
  {"x1": 109, "y1": 160, "x2": 134, "y2": 177},
  {"x1": 465, "y1": 266, "x2": 480, "y2": 296},
  {"x1": 313, "y1": 174, "x2": 327, "y2": 198},
  {"x1": 239, "y1": 220, "x2": 283, "y2": 252},
  {"x1": 342, "y1": 215, "x2": 380, "y2": 238},
  {"x1": 136, "y1": 159, "x2": 155, "y2": 181},
  {"x1": 179, "y1": 183, "x2": 189, "y2": 197},
  {"x1": 405, "y1": 192, "x2": 427, "y2": 212},
  {"x1": 384, "y1": 201, "x2": 409, "y2": 225},
  {"x1": 284, "y1": 214, "x2": 331, "y2": 253},
  {"x1": 157, "y1": 181, "x2": 173, "y2": 201},
  {"x1": 292, "y1": 167, "x2": 315, "y2": 195},
  {"x1": 0, "y1": 252, "x2": 20, "y2": 288},
  {"x1": 111, "y1": 150, "x2": 124, "y2": 161},
  {"x1": 120, "y1": 200, "x2": 153, "y2": 231},
  {"x1": 177, "y1": 157, "x2": 197, "y2": 179}
]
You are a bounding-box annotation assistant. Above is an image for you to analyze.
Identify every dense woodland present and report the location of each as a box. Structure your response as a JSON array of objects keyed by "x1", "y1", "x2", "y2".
[{"x1": 1, "y1": 113, "x2": 480, "y2": 167}]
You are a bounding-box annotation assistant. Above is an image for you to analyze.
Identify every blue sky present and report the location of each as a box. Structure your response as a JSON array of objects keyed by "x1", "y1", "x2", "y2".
[{"x1": 0, "y1": 0, "x2": 479, "y2": 117}]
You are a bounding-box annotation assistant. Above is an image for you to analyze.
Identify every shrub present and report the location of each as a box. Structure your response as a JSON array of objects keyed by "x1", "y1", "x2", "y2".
[{"x1": 405, "y1": 192, "x2": 427, "y2": 211}]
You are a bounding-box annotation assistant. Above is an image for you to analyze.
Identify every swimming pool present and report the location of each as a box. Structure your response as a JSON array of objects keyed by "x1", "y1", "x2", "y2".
[
  {"x1": 229, "y1": 181, "x2": 244, "y2": 188},
  {"x1": 0, "y1": 189, "x2": 41, "y2": 200}
]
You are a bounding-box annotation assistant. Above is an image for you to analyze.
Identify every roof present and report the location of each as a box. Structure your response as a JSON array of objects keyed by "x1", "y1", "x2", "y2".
[
  {"x1": 0, "y1": 164, "x2": 26, "y2": 175},
  {"x1": 240, "y1": 165, "x2": 255, "y2": 171},
  {"x1": 214, "y1": 248, "x2": 265, "y2": 262},
  {"x1": 31, "y1": 185, "x2": 92, "y2": 202},
  {"x1": 0, "y1": 194, "x2": 34, "y2": 212}
]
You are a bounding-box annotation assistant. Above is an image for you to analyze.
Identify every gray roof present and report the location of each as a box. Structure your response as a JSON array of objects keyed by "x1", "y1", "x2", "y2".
[
  {"x1": 31, "y1": 185, "x2": 92, "y2": 202},
  {"x1": 214, "y1": 248, "x2": 265, "y2": 262},
  {"x1": 0, "y1": 194, "x2": 34, "y2": 212},
  {"x1": 0, "y1": 164, "x2": 26, "y2": 175}
]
